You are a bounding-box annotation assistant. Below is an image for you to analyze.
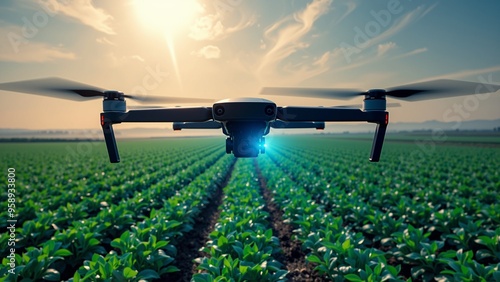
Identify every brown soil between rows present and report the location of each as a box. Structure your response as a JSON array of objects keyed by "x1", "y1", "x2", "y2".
[
  {"x1": 163, "y1": 159, "x2": 236, "y2": 282},
  {"x1": 255, "y1": 160, "x2": 327, "y2": 282},
  {"x1": 165, "y1": 158, "x2": 327, "y2": 281}
]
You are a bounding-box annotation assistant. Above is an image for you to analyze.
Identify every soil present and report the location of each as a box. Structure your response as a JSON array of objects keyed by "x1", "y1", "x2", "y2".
[
  {"x1": 163, "y1": 159, "x2": 236, "y2": 282},
  {"x1": 255, "y1": 160, "x2": 327, "y2": 282},
  {"x1": 163, "y1": 158, "x2": 329, "y2": 281}
]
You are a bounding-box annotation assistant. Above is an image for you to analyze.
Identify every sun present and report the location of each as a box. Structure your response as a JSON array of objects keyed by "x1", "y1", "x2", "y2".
[{"x1": 133, "y1": 0, "x2": 203, "y2": 35}]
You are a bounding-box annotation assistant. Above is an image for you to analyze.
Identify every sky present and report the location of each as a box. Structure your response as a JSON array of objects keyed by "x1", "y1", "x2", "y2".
[{"x1": 0, "y1": 0, "x2": 499, "y2": 132}]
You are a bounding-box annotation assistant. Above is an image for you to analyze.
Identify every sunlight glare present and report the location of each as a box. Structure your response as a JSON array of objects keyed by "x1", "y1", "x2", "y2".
[
  {"x1": 134, "y1": 0, "x2": 203, "y2": 34},
  {"x1": 133, "y1": 0, "x2": 203, "y2": 90}
]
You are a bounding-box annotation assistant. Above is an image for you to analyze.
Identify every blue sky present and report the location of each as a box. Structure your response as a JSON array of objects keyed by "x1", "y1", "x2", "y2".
[{"x1": 0, "y1": 0, "x2": 499, "y2": 130}]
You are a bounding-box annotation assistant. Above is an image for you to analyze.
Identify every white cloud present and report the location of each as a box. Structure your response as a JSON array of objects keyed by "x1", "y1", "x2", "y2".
[
  {"x1": 189, "y1": 14, "x2": 224, "y2": 41},
  {"x1": 131, "y1": 55, "x2": 145, "y2": 62},
  {"x1": 335, "y1": 4, "x2": 436, "y2": 66},
  {"x1": 313, "y1": 51, "x2": 330, "y2": 67},
  {"x1": 106, "y1": 53, "x2": 147, "y2": 67},
  {"x1": 96, "y1": 37, "x2": 115, "y2": 45},
  {"x1": 361, "y1": 4, "x2": 437, "y2": 50},
  {"x1": 257, "y1": 0, "x2": 333, "y2": 83},
  {"x1": 189, "y1": 12, "x2": 255, "y2": 41},
  {"x1": 259, "y1": 39, "x2": 266, "y2": 50},
  {"x1": 194, "y1": 45, "x2": 221, "y2": 59},
  {"x1": 38, "y1": 0, "x2": 115, "y2": 34},
  {"x1": 392, "y1": 47, "x2": 427, "y2": 60},
  {"x1": 377, "y1": 42, "x2": 397, "y2": 57}
]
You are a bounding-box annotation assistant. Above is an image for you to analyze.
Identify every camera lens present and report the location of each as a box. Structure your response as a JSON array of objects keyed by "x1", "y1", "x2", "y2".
[{"x1": 214, "y1": 106, "x2": 225, "y2": 116}]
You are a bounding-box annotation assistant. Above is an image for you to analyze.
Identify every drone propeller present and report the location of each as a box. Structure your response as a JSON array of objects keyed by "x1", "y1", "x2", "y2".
[
  {"x1": 0, "y1": 77, "x2": 213, "y2": 103},
  {"x1": 261, "y1": 79, "x2": 500, "y2": 101},
  {"x1": 333, "y1": 102, "x2": 401, "y2": 108}
]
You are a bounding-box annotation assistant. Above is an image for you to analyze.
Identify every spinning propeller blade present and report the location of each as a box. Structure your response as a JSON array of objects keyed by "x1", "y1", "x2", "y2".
[
  {"x1": 261, "y1": 79, "x2": 500, "y2": 101},
  {"x1": 333, "y1": 103, "x2": 401, "y2": 108},
  {"x1": 0, "y1": 77, "x2": 213, "y2": 103},
  {"x1": 0, "y1": 77, "x2": 105, "y2": 101}
]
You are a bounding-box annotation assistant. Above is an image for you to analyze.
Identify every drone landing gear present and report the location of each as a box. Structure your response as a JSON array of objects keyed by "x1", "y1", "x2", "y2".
[
  {"x1": 101, "y1": 119, "x2": 120, "y2": 163},
  {"x1": 226, "y1": 138, "x2": 233, "y2": 154},
  {"x1": 369, "y1": 122, "x2": 387, "y2": 162},
  {"x1": 101, "y1": 114, "x2": 120, "y2": 163}
]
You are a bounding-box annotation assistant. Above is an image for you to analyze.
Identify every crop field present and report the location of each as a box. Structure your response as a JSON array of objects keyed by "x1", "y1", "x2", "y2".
[{"x1": 0, "y1": 136, "x2": 499, "y2": 281}]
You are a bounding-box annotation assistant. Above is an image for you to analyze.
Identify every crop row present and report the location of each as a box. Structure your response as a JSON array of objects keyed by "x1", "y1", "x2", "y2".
[
  {"x1": 0, "y1": 140, "x2": 222, "y2": 227},
  {"x1": 71, "y1": 154, "x2": 235, "y2": 281},
  {"x1": 0, "y1": 144, "x2": 223, "y2": 260},
  {"x1": 192, "y1": 159, "x2": 288, "y2": 281},
  {"x1": 277, "y1": 137, "x2": 499, "y2": 224},
  {"x1": 257, "y1": 155, "x2": 403, "y2": 281},
  {"x1": 270, "y1": 144, "x2": 497, "y2": 238},
  {"x1": 1, "y1": 140, "x2": 230, "y2": 281},
  {"x1": 263, "y1": 137, "x2": 500, "y2": 281}
]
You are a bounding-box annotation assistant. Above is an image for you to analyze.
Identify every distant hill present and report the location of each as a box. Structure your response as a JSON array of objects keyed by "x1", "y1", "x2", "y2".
[{"x1": 0, "y1": 119, "x2": 499, "y2": 139}]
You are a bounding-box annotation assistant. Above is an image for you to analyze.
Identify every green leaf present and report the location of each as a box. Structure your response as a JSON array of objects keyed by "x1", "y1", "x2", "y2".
[
  {"x1": 307, "y1": 255, "x2": 323, "y2": 264},
  {"x1": 73, "y1": 272, "x2": 81, "y2": 282},
  {"x1": 406, "y1": 252, "x2": 422, "y2": 261},
  {"x1": 322, "y1": 241, "x2": 336, "y2": 249},
  {"x1": 192, "y1": 273, "x2": 214, "y2": 282},
  {"x1": 53, "y1": 249, "x2": 72, "y2": 257},
  {"x1": 42, "y1": 269, "x2": 60, "y2": 281},
  {"x1": 110, "y1": 239, "x2": 122, "y2": 249},
  {"x1": 342, "y1": 239, "x2": 351, "y2": 250},
  {"x1": 155, "y1": 240, "x2": 168, "y2": 249},
  {"x1": 344, "y1": 274, "x2": 363, "y2": 282},
  {"x1": 160, "y1": 265, "x2": 180, "y2": 274},
  {"x1": 233, "y1": 245, "x2": 244, "y2": 258},
  {"x1": 492, "y1": 271, "x2": 500, "y2": 281},
  {"x1": 137, "y1": 269, "x2": 160, "y2": 280},
  {"x1": 123, "y1": 267, "x2": 138, "y2": 279},
  {"x1": 88, "y1": 238, "x2": 100, "y2": 246},
  {"x1": 239, "y1": 264, "x2": 249, "y2": 274}
]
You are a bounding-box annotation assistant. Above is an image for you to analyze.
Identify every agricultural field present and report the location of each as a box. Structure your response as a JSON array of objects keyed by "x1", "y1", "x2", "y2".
[{"x1": 0, "y1": 135, "x2": 499, "y2": 281}]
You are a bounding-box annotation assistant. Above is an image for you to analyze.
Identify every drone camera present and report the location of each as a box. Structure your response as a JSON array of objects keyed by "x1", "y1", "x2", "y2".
[{"x1": 224, "y1": 121, "x2": 268, "y2": 158}]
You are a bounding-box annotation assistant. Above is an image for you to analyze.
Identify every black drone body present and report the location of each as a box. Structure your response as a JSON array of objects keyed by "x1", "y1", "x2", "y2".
[{"x1": 1, "y1": 77, "x2": 498, "y2": 163}]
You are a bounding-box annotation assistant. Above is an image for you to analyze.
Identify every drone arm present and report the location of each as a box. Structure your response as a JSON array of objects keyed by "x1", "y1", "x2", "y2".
[
  {"x1": 103, "y1": 107, "x2": 213, "y2": 123},
  {"x1": 276, "y1": 106, "x2": 385, "y2": 122},
  {"x1": 277, "y1": 106, "x2": 388, "y2": 162},
  {"x1": 271, "y1": 120, "x2": 325, "y2": 129},
  {"x1": 173, "y1": 121, "x2": 222, "y2": 131},
  {"x1": 99, "y1": 107, "x2": 213, "y2": 163}
]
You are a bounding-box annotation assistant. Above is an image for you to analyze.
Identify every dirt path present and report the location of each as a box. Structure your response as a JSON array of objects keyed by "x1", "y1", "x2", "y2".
[
  {"x1": 165, "y1": 159, "x2": 236, "y2": 282},
  {"x1": 254, "y1": 159, "x2": 325, "y2": 282}
]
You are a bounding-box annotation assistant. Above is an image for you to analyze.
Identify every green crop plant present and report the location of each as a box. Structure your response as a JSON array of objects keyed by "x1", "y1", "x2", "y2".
[{"x1": 1, "y1": 136, "x2": 498, "y2": 281}]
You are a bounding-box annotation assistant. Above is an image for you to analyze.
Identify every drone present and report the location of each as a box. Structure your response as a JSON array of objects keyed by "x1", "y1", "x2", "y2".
[{"x1": 1, "y1": 78, "x2": 498, "y2": 163}]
